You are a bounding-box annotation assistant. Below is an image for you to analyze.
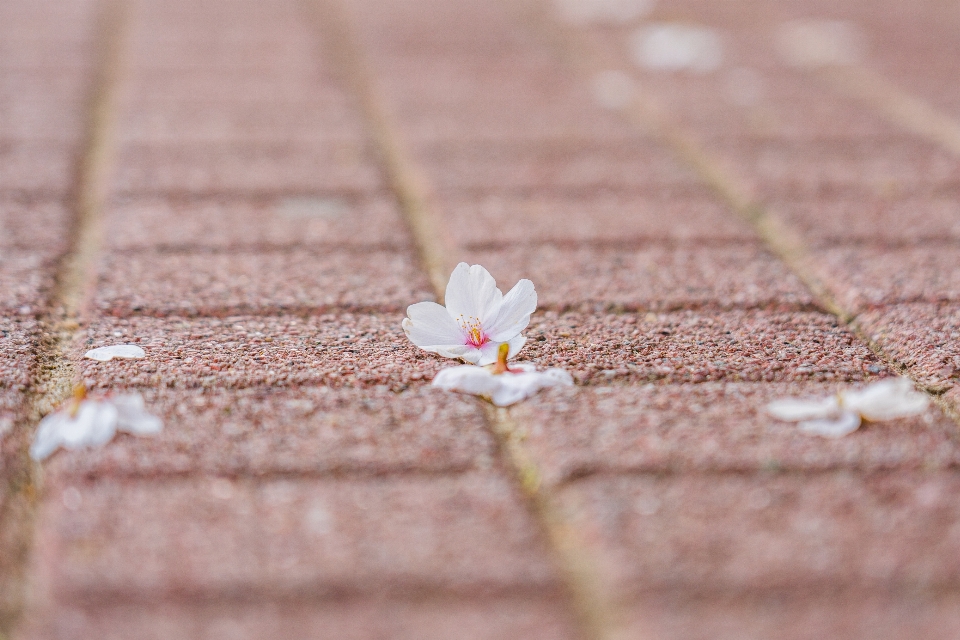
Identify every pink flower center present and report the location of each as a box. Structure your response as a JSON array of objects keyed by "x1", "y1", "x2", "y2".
[{"x1": 457, "y1": 315, "x2": 488, "y2": 348}]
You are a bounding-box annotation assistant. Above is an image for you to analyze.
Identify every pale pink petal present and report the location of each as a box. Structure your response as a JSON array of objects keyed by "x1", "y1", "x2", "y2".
[
  {"x1": 432, "y1": 365, "x2": 500, "y2": 397},
  {"x1": 84, "y1": 344, "x2": 146, "y2": 361},
  {"x1": 840, "y1": 378, "x2": 929, "y2": 421},
  {"x1": 506, "y1": 335, "x2": 527, "y2": 359},
  {"x1": 766, "y1": 396, "x2": 839, "y2": 421},
  {"x1": 113, "y1": 393, "x2": 164, "y2": 435},
  {"x1": 433, "y1": 344, "x2": 483, "y2": 363},
  {"x1": 485, "y1": 279, "x2": 537, "y2": 342},
  {"x1": 798, "y1": 411, "x2": 861, "y2": 438},
  {"x1": 403, "y1": 301, "x2": 465, "y2": 349},
  {"x1": 490, "y1": 368, "x2": 574, "y2": 406},
  {"x1": 443, "y1": 263, "x2": 503, "y2": 328}
]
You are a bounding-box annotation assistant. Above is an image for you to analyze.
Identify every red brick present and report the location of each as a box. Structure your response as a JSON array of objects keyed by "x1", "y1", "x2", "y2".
[
  {"x1": 559, "y1": 470, "x2": 960, "y2": 594},
  {"x1": 856, "y1": 303, "x2": 960, "y2": 392},
  {"x1": 1, "y1": 318, "x2": 38, "y2": 391},
  {"x1": 513, "y1": 382, "x2": 954, "y2": 485},
  {"x1": 711, "y1": 138, "x2": 960, "y2": 200},
  {"x1": 0, "y1": 199, "x2": 70, "y2": 250},
  {"x1": 415, "y1": 138, "x2": 703, "y2": 195},
  {"x1": 75, "y1": 314, "x2": 442, "y2": 391},
  {"x1": 45, "y1": 386, "x2": 493, "y2": 478},
  {"x1": 444, "y1": 193, "x2": 755, "y2": 245},
  {"x1": 117, "y1": 101, "x2": 366, "y2": 145},
  {"x1": 809, "y1": 246, "x2": 960, "y2": 311},
  {"x1": 621, "y1": 589, "x2": 960, "y2": 640},
  {"x1": 521, "y1": 310, "x2": 881, "y2": 384},
  {"x1": 770, "y1": 193, "x2": 960, "y2": 246},
  {"x1": 93, "y1": 248, "x2": 429, "y2": 316},
  {"x1": 22, "y1": 598, "x2": 576, "y2": 640},
  {"x1": 0, "y1": 142, "x2": 75, "y2": 195},
  {"x1": 112, "y1": 144, "x2": 381, "y2": 196},
  {"x1": 122, "y1": 70, "x2": 346, "y2": 105},
  {"x1": 32, "y1": 474, "x2": 556, "y2": 598},
  {"x1": 103, "y1": 196, "x2": 407, "y2": 250},
  {"x1": 460, "y1": 244, "x2": 814, "y2": 311},
  {"x1": 0, "y1": 251, "x2": 54, "y2": 310}
]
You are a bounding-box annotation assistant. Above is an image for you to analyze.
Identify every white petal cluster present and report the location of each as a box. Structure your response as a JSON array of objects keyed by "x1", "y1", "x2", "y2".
[
  {"x1": 31, "y1": 393, "x2": 162, "y2": 461},
  {"x1": 84, "y1": 344, "x2": 146, "y2": 361},
  {"x1": 403, "y1": 263, "x2": 537, "y2": 366},
  {"x1": 766, "y1": 378, "x2": 929, "y2": 438},
  {"x1": 433, "y1": 363, "x2": 573, "y2": 407}
]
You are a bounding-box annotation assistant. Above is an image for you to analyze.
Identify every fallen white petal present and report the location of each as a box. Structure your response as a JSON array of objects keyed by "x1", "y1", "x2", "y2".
[
  {"x1": 30, "y1": 393, "x2": 163, "y2": 461},
  {"x1": 775, "y1": 19, "x2": 864, "y2": 68},
  {"x1": 631, "y1": 23, "x2": 723, "y2": 73},
  {"x1": 840, "y1": 378, "x2": 929, "y2": 421},
  {"x1": 432, "y1": 363, "x2": 573, "y2": 407},
  {"x1": 84, "y1": 344, "x2": 146, "y2": 361},
  {"x1": 766, "y1": 396, "x2": 840, "y2": 421},
  {"x1": 112, "y1": 393, "x2": 164, "y2": 435},
  {"x1": 490, "y1": 367, "x2": 573, "y2": 407},
  {"x1": 30, "y1": 400, "x2": 118, "y2": 461},
  {"x1": 798, "y1": 411, "x2": 861, "y2": 438}
]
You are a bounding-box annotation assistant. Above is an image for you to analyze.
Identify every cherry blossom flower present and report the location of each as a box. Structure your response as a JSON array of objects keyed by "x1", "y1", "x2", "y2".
[
  {"x1": 403, "y1": 263, "x2": 537, "y2": 365},
  {"x1": 432, "y1": 343, "x2": 573, "y2": 406},
  {"x1": 766, "y1": 378, "x2": 929, "y2": 438},
  {"x1": 84, "y1": 344, "x2": 146, "y2": 361},
  {"x1": 30, "y1": 387, "x2": 163, "y2": 461}
]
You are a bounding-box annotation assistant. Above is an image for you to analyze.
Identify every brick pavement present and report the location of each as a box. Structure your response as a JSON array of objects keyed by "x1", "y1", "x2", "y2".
[{"x1": 4, "y1": 0, "x2": 960, "y2": 638}]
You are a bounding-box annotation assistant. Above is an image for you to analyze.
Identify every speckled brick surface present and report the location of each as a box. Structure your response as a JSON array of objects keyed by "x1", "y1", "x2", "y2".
[
  {"x1": 621, "y1": 590, "x2": 960, "y2": 640},
  {"x1": 32, "y1": 474, "x2": 557, "y2": 598},
  {"x1": 513, "y1": 383, "x2": 956, "y2": 485},
  {"x1": 0, "y1": 252, "x2": 54, "y2": 311},
  {"x1": 461, "y1": 244, "x2": 814, "y2": 312},
  {"x1": 0, "y1": 200, "x2": 70, "y2": 251},
  {"x1": 93, "y1": 249, "x2": 430, "y2": 316},
  {"x1": 22, "y1": 599, "x2": 577, "y2": 640},
  {"x1": 559, "y1": 471, "x2": 960, "y2": 594},
  {"x1": 0, "y1": 319, "x2": 38, "y2": 392},
  {"x1": 103, "y1": 196, "x2": 407, "y2": 250},
  {"x1": 75, "y1": 314, "x2": 441, "y2": 391},
  {"x1": 445, "y1": 193, "x2": 755, "y2": 246},
  {"x1": 44, "y1": 386, "x2": 493, "y2": 479},
  {"x1": 522, "y1": 311, "x2": 880, "y2": 384}
]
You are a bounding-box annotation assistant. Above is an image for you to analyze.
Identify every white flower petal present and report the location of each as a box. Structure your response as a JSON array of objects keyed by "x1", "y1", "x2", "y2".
[
  {"x1": 840, "y1": 378, "x2": 929, "y2": 421},
  {"x1": 444, "y1": 263, "x2": 503, "y2": 328},
  {"x1": 476, "y1": 341, "x2": 503, "y2": 366},
  {"x1": 486, "y1": 279, "x2": 537, "y2": 342},
  {"x1": 490, "y1": 368, "x2": 575, "y2": 407},
  {"x1": 60, "y1": 401, "x2": 118, "y2": 449},
  {"x1": 403, "y1": 302, "x2": 465, "y2": 348},
  {"x1": 84, "y1": 344, "x2": 146, "y2": 361},
  {"x1": 30, "y1": 413, "x2": 71, "y2": 461},
  {"x1": 798, "y1": 411, "x2": 861, "y2": 438},
  {"x1": 432, "y1": 344, "x2": 483, "y2": 363},
  {"x1": 766, "y1": 396, "x2": 840, "y2": 421},
  {"x1": 113, "y1": 393, "x2": 164, "y2": 435},
  {"x1": 506, "y1": 335, "x2": 527, "y2": 359},
  {"x1": 432, "y1": 365, "x2": 501, "y2": 397}
]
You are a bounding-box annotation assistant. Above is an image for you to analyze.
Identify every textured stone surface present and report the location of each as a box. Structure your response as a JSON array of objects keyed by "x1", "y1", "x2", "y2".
[
  {"x1": 75, "y1": 314, "x2": 443, "y2": 391},
  {"x1": 857, "y1": 303, "x2": 960, "y2": 392},
  {"x1": 21, "y1": 598, "x2": 577, "y2": 640},
  {"x1": 32, "y1": 474, "x2": 556, "y2": 598},
  {"x1": 461, "y1": 244, "x2": 814, "y2": 311},
  {"x1": 559, "y1": 471, "x2": 960, "y2": 594},
  {"x1": 444, "y1": 192, "x2": 756, "y2": 246},
  {"x1": 93, "y1": 248, "x2": 430, "y2": 316},
  {"x1": 621, "y1": 589, "x2": 960, "y2": 640},
  {"x1": 514, "y1": 382, "x2": 955, "y2": 485},
  {"x1": 45, "y1": 386, "x2": 493, "y2": 479},
  {"x1": 522, "y1": 311, "x2": 881, "y2": 384},
  {"x1": 103, "y1": 196, "x2": 407, "y2": 250},
  {"x1": 0, "y1": 251, "x2": 53, "y2": 311},
  {"x1": 0, "y1": 318, "x2": 38, "y2": 391}
]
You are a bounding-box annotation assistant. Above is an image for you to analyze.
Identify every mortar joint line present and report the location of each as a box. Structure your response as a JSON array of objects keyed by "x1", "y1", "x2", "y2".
[
  {"x1": 310, "y1": 2, "x2": 619, "y2": 639},
  {"x1": 0, "y1": 0, "x2": 130, "y2": 633}
]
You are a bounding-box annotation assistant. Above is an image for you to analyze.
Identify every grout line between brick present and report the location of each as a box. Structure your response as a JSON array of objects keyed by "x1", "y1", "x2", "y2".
[
  {"x1": 0, "y1": 0, "x2": 129, "y2": 634},
  {"x1": 303, "y1": 0, "x2": 452, "y2": 303},
  {"x1": 307, "y1": 2, "x2": 618, "y2": 639},
  {"x1": 511, "y1": 1, "x2": 960, "y2": 436}
]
